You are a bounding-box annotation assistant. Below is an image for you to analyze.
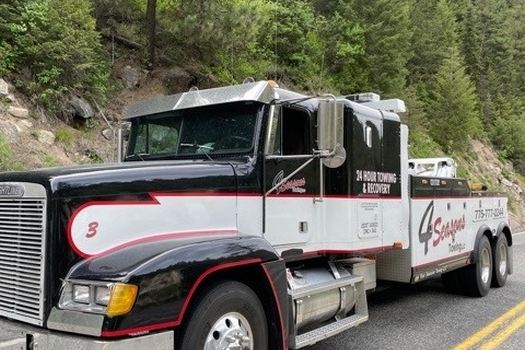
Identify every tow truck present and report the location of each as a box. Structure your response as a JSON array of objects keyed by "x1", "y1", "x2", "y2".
[{"x1": 0, "y1": 81, "x2": 512, "y2": 349}]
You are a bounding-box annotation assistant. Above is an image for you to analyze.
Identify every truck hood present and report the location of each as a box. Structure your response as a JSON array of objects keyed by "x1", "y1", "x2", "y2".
[{"x1": 0, "y1": 160, "x2": 240, "y2": 198}]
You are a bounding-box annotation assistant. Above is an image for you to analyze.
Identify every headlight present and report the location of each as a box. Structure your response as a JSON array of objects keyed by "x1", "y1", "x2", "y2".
[
  {"x1": 72, "y1": 285, "x2": 90, "y2": 304},
  {"x1": 95, "y1": 286, "x2": 110, "y2": 306},
  {"x1": 59, "y1": 280, "x2": 138, "y2": 317}
]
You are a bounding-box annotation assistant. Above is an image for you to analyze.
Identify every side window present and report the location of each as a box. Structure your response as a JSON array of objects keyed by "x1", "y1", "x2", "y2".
[
  {"x1": 281, "y1": 107, "x2": 311, "y2": 155},
  {"x1": 267, "y1": 107, "x2": 282, "y2": 155},
  {"x1": 266, "y1": 106, "x2": 311, "y2": 156}
]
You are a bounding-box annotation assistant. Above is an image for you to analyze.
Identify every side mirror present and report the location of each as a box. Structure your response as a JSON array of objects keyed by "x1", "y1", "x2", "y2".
[{"x1": 317, "y1": 99, "x2": 345, "y2": 167}]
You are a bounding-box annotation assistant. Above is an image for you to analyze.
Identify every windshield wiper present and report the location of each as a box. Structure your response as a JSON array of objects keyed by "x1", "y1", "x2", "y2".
[
  {"x1": 179, "y1": 142, "x2": 215, "y2": 161},
  {"x1": 203, "y1": 152, "x2": 214, "y2": 162},
  {"x1": 179, "y1": 142, "x2": 214, "y2": 150}
]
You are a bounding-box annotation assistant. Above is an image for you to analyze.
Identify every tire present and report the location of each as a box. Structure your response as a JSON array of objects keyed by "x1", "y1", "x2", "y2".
[
  {"x1": 491, "y1": 235, "x2": 509, "y2": 288},
  {"x1": 178, "y1": 280, "x2": 268, "y2": 350},
  {"x1": 441, "y1": 269, "x2": 462, "y2": 294},
  {"x1": 462, "y1": 235, "x2": 493, "y2": 297}
]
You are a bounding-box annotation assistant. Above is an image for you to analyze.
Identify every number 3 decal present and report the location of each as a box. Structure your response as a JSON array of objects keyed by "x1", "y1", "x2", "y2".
[{"x1": 86, "y1": 221, "x2": 99, "y2": 238}]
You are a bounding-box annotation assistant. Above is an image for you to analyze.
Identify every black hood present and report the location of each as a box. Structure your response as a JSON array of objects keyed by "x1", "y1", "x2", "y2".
[{"x1": 0, "y1": 160, "x2": 241, "y2": 198}]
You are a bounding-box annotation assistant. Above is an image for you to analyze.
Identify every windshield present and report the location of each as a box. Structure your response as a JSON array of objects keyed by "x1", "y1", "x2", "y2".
[{"x1": 127, "y1": 102, "x2": 261, "y2": 159}]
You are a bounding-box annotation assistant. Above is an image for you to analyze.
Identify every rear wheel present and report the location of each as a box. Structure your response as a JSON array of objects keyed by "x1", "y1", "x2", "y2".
[
  {"x1": 462, "y1": 235, "x2": 492, "y2": 297},
  {"x1": 491, "y1": 235, "x2": 509, "y2": 287},
  {"x1": 178, "y1": 280, "x2": 268, "y2": 350}
]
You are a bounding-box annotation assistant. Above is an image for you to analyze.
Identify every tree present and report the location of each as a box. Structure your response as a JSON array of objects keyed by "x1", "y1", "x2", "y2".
[
  {"x1": 348, "y1": 0, "x2": 413, "y2": 96},
  {"x1": 407, "y1": 0, "x2": 459, "y2": 87},
  {"x1": 455, "y1": 0, "x2": 517, "y2": 123},
  {"x1": 146, "y1": 0, "x2": 157, "y2": 67},
  {"x1": 424, "y1": 46, "x2": 482, "y2": 152},
  {"x1": 0, "y1": 0, "x2": 24, "y2": 74},
  {"x1": 18, "y1": 0, "x2": 109, "y2": 109}
]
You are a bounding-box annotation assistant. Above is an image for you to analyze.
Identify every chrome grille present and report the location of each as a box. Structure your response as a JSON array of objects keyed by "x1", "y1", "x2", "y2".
[{"x1": 0, "y1": 183, "x2": 46, "y2": 326}]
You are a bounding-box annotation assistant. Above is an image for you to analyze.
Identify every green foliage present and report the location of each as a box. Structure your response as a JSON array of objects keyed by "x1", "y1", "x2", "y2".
[
  {"x1": 348, "y1": 0, "x2": 412, "y2": 96},
  {"x1": 0, "y1": 134, "x2": 23, "y2": 171},
  {"x1": 1, "y1": 0, "x2": 109, "y2": 110},
  {"x1": 489, "y1": 99, "x2": 525, "y2": 173},
  {"x1": 55, "y1": 128, "x2": 74, "y2": 146},
  {"x1": 42, "y1": 152, "x2": 59, "y2": 167},
  {"x1": 408, "y1": 0, "x2": 459, "y2": 87},
  {"x1": 21, "y1": 0, "x2": 109, "y2": 109},
  {"x1": 408, "y1": 127, "x2": 444, "y2": 158},
  {"x1": 0, "y1": 0, "x2": 24, "y2": 75},
  {"x1": 266, "y1": 0, "x2": 322, "y2": 87},
  {"x1": 424, "y1": 47, "x2": 482, "y2": 152},
  {"x1": 0, "y1": 135, "x2": 14, "y2": 171},
  {"x1": 0, "y1": 0, "x2": 525, "y2": 177}
]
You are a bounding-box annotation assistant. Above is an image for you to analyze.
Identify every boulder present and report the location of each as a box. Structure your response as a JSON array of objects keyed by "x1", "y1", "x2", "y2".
[
  {"x1": 0, "y1": 79, "x2": 8, "y2": 96},
  {"x1": 16, "y1": 119, "x2": 33, "y2": 130},
  {"x1": 163, "y1": 67, "x2": 192, "y2": 94},
  {"x1": 68, "y1": 95, "x2": 94, "y2": 119},
  {"x1": 120, "y1": 65, "x2": 141, "y2": 89},
  {"x1": 0, "y1": 120, "x2": 20, "y2": 144},
  {"x1": 8, "y1": 106, "x2": 29, "y2": 119},
  {"x1": 37, "y1": 130, "x2": 55, "y2": 145}
]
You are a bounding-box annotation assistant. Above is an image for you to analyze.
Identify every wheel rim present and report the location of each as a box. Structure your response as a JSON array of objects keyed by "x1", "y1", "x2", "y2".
[
  {"x1": 205, "y1": 312, "x2": 254, "y2": 350},
  {"x1": 499, "y1": 243, "x2": 508, "y2": 277},
  {"x1": 480, "y1": 247, "x2": 491, "y2": 284}
]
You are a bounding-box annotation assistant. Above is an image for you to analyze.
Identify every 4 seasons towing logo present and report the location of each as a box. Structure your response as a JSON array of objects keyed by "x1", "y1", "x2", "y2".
[
  {"x1": 272, "y1": 170, "x2": 306, "y2": 194},
  {"x1": 418, "y1": 201, "x2": 466, "y2": 255}
]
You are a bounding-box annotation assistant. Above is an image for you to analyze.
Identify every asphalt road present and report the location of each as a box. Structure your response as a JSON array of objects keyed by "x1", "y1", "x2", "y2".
[{"x1": 309, "y1": 232, "x2": 525, "y2": 350}]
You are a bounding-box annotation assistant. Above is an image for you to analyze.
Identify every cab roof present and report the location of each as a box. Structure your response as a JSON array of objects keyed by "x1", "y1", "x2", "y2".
[{"x1": 125, "y1": 80, "x2": 401, "y2": 123}]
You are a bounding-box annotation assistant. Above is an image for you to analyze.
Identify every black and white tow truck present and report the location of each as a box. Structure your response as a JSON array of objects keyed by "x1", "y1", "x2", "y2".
[{"x1": 0, "y1": 81, "x2": 513, "y2": 349}]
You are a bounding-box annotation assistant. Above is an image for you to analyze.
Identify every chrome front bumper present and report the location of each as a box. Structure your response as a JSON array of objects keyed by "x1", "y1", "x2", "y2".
[{"x1": 0, "y1": 316, "x2": 174, "y2": 350}]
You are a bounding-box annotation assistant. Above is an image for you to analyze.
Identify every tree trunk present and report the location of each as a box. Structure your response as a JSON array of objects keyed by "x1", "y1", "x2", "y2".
[{"x1": 146, "y1": 0, "x2": 157, "y2": 68}]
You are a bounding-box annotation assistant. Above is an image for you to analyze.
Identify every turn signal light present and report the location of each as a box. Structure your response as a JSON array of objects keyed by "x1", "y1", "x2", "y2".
[{"x1": 106, "y1": 283, "x2": 138, "y2": 317}]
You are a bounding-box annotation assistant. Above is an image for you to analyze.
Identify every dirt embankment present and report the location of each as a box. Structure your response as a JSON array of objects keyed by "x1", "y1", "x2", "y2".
[{"x1": 466, "y1": 140, "x2": 525, "y2": 231}]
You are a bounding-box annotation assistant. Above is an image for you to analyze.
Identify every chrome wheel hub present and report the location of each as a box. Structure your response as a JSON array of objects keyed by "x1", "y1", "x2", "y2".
[
  {"x1": 205, "y1": 312, "x2": 254, "y2": 350},
  {"x1": 499, "y1": 243, "x2": 508, "y2": 277},
  {"x1": 480, "y1": 247, "x2": 491, "y2": 284}
]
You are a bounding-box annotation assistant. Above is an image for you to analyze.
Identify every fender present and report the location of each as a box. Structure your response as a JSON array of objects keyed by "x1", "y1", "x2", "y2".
[
  {"x1": 65, "y1": 235, "x2": 281, "y2": 337},
  {"x1": 471, "y1": 224, "x2": 492, "y2": 264},
  {"x1": 496, "y1": 221, "x2": 513, "y2": 275},
  {"x1": 496, "y1": 221, "x2": 513, "y2": 246}
]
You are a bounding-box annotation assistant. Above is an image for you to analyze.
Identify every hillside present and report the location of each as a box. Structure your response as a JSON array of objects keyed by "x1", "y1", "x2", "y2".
[{"x1": 0, "y1": 0, "x2": 523, "y2": 230}]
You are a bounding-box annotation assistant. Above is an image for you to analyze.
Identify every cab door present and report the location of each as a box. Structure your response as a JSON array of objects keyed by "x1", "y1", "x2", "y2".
[{"x1": 263, "y1": 105, "x2": 321, "y2": 246}]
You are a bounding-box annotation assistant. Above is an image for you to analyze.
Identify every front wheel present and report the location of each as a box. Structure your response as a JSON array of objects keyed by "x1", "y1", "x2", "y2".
[
  {"x1": 178, "y1": 280, "x2": 268, "y2": 350},
  {"x1": 492, "y1": 235, "x2": 509, "y2": 287}
]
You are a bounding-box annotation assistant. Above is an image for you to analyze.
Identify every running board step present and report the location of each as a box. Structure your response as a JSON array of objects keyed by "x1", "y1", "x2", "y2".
[{"x1": 294, "y1": 313, "x2": 369, "y2": 348}]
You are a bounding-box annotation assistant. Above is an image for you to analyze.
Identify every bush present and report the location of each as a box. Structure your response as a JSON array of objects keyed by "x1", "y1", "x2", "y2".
[
  {"x1": 8, "y1": 0, "x2": 109, "y2": 111},
  {"x1": 42, "y1": 152, "x2": 59, "y2": 167},
  {"x1": 55, "y1": 128, "x2": 74, "y2": 146},
  {"x1": 0, "y1": 134, "x2": 23, "y2": 171}
]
